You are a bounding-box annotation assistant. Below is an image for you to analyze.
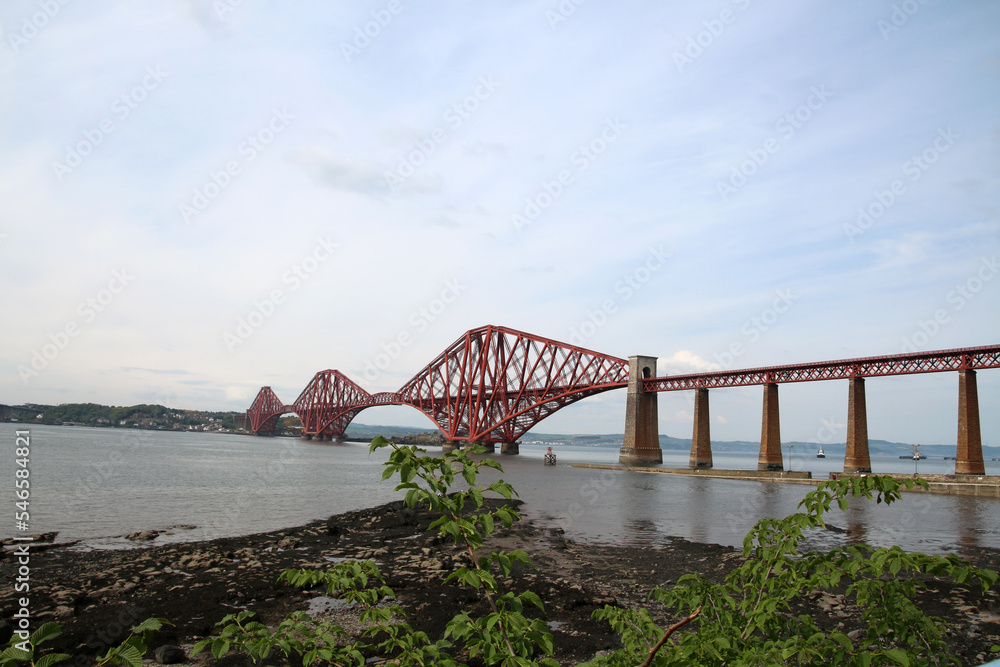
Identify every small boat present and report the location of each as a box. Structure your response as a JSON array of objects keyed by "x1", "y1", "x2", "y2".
[
  {"x1": 543, "y1": 446, "x2": 556, "y2": 466},
  {"x1": 899, "y1": 444, "x2": 926, "y2": 460},
  {"x1": 816, "y1": 446, "x2": 826, "y2": 459}
]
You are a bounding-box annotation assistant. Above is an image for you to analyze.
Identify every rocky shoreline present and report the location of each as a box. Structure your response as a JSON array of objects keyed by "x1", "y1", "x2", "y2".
[{"x1": 3, "y1": 499, "x2": 1000, "y2": 665}]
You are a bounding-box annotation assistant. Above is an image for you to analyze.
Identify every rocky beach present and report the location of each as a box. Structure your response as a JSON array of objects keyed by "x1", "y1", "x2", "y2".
[{"x1": 4, "y1": 498, "x2": 1000, "y2": 665}]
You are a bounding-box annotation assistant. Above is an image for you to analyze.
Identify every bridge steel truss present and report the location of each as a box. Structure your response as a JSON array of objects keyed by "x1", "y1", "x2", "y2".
[
  {"x1": 293, "y1": 370, "x2": 384, "y2": 439},
  {"x1": 247, "y1": 387, "x2": 290, "y2": 436},
  {"x1": 395, "y1": 325, "x2": 628, "y2": 444},
  {"x1": 245, "y1": 325, "x2": 628, "y2": 444},
  {"x1": 643, "y1": 344, "x2": 1000, "y2": 392}
]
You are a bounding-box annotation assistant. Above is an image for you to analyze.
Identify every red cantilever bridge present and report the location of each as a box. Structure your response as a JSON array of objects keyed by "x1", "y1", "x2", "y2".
[
  {"x1": 247, "y1": 325, "x2": 629, "y2": 454},
  {"x1": 246, "y1": 325, "x2": 999, "y2": 473}
]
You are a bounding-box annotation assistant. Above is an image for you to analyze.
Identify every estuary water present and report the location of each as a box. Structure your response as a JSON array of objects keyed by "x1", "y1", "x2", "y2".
[{"x1": 3, "y1": 423, "x2": 1000, "y2": 556}]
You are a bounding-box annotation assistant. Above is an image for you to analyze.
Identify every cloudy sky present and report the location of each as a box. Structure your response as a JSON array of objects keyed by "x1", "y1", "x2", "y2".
[{"x1": 1, "y1": 1, "x2": 997, "y2": 446}]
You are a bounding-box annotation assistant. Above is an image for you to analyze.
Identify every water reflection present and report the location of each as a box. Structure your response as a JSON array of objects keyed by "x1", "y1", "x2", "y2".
[
  {"x1": 622, "y1": 475, "x2": 659, "y2": 545},
  {"x1": 509, "y1": 447, "x2": 1000, "y2": 557}
]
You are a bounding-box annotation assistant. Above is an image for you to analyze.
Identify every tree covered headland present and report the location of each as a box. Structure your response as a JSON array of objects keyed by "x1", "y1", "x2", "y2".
[{"x1": 6, "y1": 402, "x2": 245, "y2": 431}]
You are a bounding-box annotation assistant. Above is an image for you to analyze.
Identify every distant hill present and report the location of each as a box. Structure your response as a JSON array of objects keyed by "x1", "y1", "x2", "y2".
[{"x1": 6, "y1": 408, "x2": 992, "y2": 459}]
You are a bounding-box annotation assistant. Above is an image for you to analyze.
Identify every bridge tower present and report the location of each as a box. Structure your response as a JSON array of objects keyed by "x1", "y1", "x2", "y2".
[
  {"x1": 619, "y1": 355, "x2": 662, "y2": 465},
  {"x1": 757, "y1": 383, "x2": 783, "y2": 471},
  {"x1": 956, "y1": 369, "x2": 984, "y2": 475},
  {"x1": 844, "y1": 376, "x2": 871, "y2": 473},
  {"x1": 689, "y1": 388, "x2": 713, "y2": 468}
]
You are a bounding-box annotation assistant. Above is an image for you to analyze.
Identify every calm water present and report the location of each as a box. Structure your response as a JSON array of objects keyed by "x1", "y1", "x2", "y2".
[{"x1": 3, "y1": 423, "x2": 1000, "y2": 556}]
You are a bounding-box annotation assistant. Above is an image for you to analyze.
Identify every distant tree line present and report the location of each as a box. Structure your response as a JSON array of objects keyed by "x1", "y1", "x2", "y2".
[{"x1": 27, "y1": 403, "x2": 242, "y2": 430}]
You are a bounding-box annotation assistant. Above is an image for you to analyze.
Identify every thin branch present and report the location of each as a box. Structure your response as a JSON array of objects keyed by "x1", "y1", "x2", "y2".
[
  {"x1": 639, "y1": 606, "x2": 702, "y2": 667},
  {"x1": 740, "y1": 561, "x2": 776, "y2": 641},
  {"x1": 464, "y1": 521, "x2": 517, "y2": 658}
]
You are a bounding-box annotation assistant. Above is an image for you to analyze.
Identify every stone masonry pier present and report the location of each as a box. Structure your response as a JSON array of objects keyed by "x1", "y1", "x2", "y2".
[{"x1": 621, "y1": 345, "x2": 998, "y2": 477}]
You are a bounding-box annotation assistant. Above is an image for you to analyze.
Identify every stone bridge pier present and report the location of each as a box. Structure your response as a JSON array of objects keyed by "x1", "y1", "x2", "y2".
[{"x1": 619, "y1": 355, "x2": 663, "y2": 465}]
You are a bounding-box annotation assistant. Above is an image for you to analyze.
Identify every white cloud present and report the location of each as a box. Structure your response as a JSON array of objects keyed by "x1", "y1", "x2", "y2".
[{"x1": 658, "y1": 351, "x2": 721, "y2": 374}]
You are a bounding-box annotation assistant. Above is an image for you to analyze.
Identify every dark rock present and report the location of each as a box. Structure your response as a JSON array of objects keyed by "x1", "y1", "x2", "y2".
[
  {"x1": 154, "y1": 645, "x2": 186, "y2": 664},
  {"x1": 276, "y1": 537, "x2": 300, "y2": 550},
  {"x1": 124, "y1": 530, "x2": 160, "y2": 541}
]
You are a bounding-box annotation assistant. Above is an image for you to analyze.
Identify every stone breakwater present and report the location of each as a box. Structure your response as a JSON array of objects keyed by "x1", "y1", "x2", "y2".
[{"x1": 1, "y1": 499, "x2": 1000, "y2": 664}]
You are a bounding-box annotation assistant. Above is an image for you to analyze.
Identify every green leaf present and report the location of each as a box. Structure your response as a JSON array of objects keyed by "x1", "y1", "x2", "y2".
[
  {"x1": 369, "y1": 435, "x2": 392, "y2": 452},
  {"x1": 0, "y1": 648, "x2": 33, "y2": 663},
  {"x1": 462, "y1": 464, "x2": 476, "y2": 486},
  {"x1": 488, "y1": 481, "x2": 514, "y2": 499},
  {"x1": 211, "y1": 638, "x2": 231, "y2": 659},
  {"x1": 112, "y1": 644, "x2": 144, "y2": 667},
  {"x1": 520, "y1": 590, "x2": 545, "y2": 611},
  {"x1": 884, "y1": 648, "x2": 910, "y2": 666},
  {"x1": 36, "y1": 654, "x2": 72, "y2": 667},
  {"x1": 132, "y1": 617, "x2": 170, "y2": 634},
  {"x1": 29, "y1": 623, "x2": 62, "y2": 646}
]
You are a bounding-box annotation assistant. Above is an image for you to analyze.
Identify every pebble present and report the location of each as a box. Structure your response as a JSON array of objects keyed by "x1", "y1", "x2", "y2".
[{"x1": 154, "y1": 645, "x2": 186, "y2": 664}]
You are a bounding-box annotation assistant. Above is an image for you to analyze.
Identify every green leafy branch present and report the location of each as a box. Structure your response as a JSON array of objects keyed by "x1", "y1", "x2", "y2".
[
  {"x1": 1, "y1": 618, "x2": 169, "y2": 667},
  {"x1": 371, "y1": 436, "x2": 558, "y2": 666},
  {"x1": 587, "y1": 475, "x2": 999, "y2": 667},
  {"x1": 0, "y1": 623, "x2": 70, "y2": 667}
]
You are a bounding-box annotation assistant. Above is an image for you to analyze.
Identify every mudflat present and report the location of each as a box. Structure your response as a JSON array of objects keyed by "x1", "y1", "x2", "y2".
[{"x1": 5, "y1": 497, "x2": 1000, "y2": 665}]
